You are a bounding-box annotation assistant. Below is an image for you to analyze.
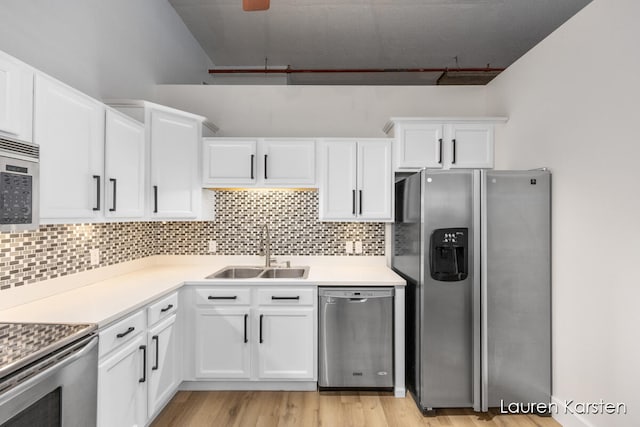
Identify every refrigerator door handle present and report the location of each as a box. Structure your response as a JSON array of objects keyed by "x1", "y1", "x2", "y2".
[
  {"x1": 472, "y1": 170, "x2": 482, "y2": 412},
  {"x1": 480, "y1": 170, "x2": 489, "y2": 412}
]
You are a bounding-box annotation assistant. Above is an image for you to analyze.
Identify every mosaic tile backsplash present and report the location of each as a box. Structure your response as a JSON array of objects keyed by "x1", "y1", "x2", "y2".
[{"x1": 1, "y1": 190, "x2": 385, "y2": 291}]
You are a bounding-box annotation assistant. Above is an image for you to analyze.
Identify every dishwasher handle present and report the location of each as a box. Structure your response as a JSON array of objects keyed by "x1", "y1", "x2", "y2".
[{"x1": 319, "y1": 288, "x2": 394, "y2": 299}]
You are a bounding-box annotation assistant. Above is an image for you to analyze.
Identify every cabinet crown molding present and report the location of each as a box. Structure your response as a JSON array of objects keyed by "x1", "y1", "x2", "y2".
[{"x1": 383, "y1": 117, "x2": 508, "y2": 134}]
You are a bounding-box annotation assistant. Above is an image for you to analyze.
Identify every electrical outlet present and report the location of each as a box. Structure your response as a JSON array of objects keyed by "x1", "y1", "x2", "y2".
[
  {"x1": 345, "y1": 241, "x2": 354, "y2": 254},
  {"x1": 354, "y1": 241, "x2": 363, "y2": 254},
  {"x1": 89, "y1": 248, "x2": 100, "y2": 266},
  {"x1": 208, "y1": 240, "x2": 217, "y2": 253}
]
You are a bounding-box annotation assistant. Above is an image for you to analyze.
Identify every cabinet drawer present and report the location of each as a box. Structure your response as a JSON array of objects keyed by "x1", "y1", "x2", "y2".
[
  {"x1": 147, "y1": 291, "x2": 179, "y2": 326},
  {"x1": 257, "y1": 288, "x2": 315, "y2": 306},
  {"x1": 99, "y1": 310, "x2": 145, "y2": 358},
  {"x1": 195, "y1": 288, "x2": 251, "y2": 306}
]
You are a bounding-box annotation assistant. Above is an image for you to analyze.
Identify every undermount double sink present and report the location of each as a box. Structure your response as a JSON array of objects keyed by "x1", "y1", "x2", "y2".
[{"x1": 206, "y1": 266, "x2": 310, "y2": 280}]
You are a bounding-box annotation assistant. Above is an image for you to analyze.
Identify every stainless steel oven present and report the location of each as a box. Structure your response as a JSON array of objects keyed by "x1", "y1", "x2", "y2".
[
  {"x1": 0, "y1": 138, "x2": 39, "y2": 232},
  {"x1": 0, "y1": 325, "x2": 97, "y2": 427}
]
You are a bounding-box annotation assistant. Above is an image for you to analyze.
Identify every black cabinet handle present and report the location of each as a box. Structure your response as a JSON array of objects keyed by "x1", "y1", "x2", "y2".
[
  {"x1": 359, "y1": 190, "x2": 363, "y2": 215},
  {"x1": 109, "y1": 178, "x2": 117, "y2": 212},
  {"x1": 92, "y1": 175, "x2": 101, "y2": 211},
  {"x1": 250, "y1": 154, "x2": 255, "y2": 179},
  {"x1": 116, "y1": 326, "x2": 135, "y2": 338},
  {"x1": 271, "y1": 296, "x2": 300, "y2": 300},
  {"x1": 139, "y1": 345, "x2": 147, "y2": 383},
  {"x1": 264, "y1": 154, "x2": 268, "y2": 179},
  {"x1": 153, "y1": 185, "x2": 158, "y2": 213},
  {"x1": 452, "y1": 139, "x2": 456, "y2": 164},
  {"x1": 160, "y1": 304, "x2": 173, "y2": 313},
  {"x1": 259, "y1": 314, "x2": 264, "y2": 343},
  {"x1": 244, "y1": 314, "x2": 248, "y2": 343},
  {"x1": 208, "y1": 295, "x2": 237, "y2": 300},
  {"x1": 352, "y1": 190, "x2": 356, "y2": 215},
  {"x1": 152, "y1": 335, "x2": 159, "y2": 371},
  {"x1": 438, "y1": 138, "x2": 443, "y2": 164}
]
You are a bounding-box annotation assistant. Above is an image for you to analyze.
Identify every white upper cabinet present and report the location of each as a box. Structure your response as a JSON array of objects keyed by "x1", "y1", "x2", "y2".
[
  {"x1": 395, "y1": 122, "x2": 444, "y2": 169},
  {"x1": 203, "y1": 139, "x2": 257, "y2": 186},
  {"x1": 261, "y1": 139, "x2": 316, "y2": 186},
  {"x1": 150, "y1": 109, "x2": 201, "y2": 218},
  {"x1": 385, "y1": 118, "x2": 506, "y2": 171},
  {"x1": 0, "y1": 51, "x2": 33, "y2": 143},
  {"x1": 357, "y1": 140, "x2": 393, "y2": 220},
  {"x1": 104, "y1": 109, "x2": 145, "y2": 219},
  {"x1": 202, "y1": 138, "x2": 316, "y2": 188},
  {"x1": 35, "y1": 74, "x2": 105, "y2": 221},
  {"x1": 447, "y1": 123, "x2": 494, "y2": 169},
  {"x1": 319, "y1": 139, "x2": 393, "y2": 222}
]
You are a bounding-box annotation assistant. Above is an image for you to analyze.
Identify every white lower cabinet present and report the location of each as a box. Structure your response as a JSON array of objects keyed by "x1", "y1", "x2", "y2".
[
  {"x1": 98, "y1": 330, "x2": 147, "y2": 427},
  {"x1": 97, "y1": 292, "x2": 179, "y2": 427},
  {"x1": 190, "y1": 286, "x2": 317, "y2": 383},
  {"x1": 256, "y1": 307, "x2": 315, "y2": 380},
  {"x1": 147, "y1": 314, "x2": 179, "y2": 418},
  {"x1": 195, "y1": 308, "x2": 251, "y2": 379}
]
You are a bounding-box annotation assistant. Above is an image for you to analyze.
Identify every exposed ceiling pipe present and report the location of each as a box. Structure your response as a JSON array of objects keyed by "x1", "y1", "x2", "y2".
[{"x1": 208, "y1": 67, "x2": 505, "y2": 74}]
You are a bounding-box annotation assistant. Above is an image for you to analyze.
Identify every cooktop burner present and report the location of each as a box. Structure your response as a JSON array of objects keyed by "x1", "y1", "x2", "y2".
[{"x1": 0, "y1": 323, "x2": 96, "y2": 379}]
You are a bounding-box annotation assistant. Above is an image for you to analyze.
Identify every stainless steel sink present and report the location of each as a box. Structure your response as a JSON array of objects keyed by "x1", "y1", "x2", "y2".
[
  {"x1": 206, "y1": 266, "x2": 310, "y2": 280},
  {"x1": 259, "y1": 267, "x2": 309, "y2": 279},
  {"x1": 206, "y1": 266, "x2": 264, "y2": 279}
]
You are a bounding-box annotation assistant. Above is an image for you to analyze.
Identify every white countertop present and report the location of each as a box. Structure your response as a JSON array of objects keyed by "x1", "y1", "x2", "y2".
[{"x1": 0, "y1": 256, "x2": 405, "y2": 328}]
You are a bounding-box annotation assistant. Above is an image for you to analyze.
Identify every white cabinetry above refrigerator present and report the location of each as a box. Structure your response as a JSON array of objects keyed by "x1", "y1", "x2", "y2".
[{"x1": 384, "y1": 118, "x2": 507, "y2": 171}]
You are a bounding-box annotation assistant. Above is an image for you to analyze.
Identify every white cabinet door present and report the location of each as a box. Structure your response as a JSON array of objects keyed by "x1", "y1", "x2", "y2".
[
  {"x1": 202, "y1": 139, "x2": 257, "y2": 186},
  {"x1": 319, "y1": 140, "x2": 357, "y2": 220},
  {"x1": 97, "y1": 334, "x2": 147, "y2": 427},
  {"x1": 446, "y1": 123, "x2": 494, "y2": 169},
  {"x1": 256, "y1": 307, "x2": 315, "y2": 380},
  {"x1": 261, "y1": 139, "x2": 316, "y2": 186},
  {"x1": 104, "y1": 109, "x2": 145, "y2": 218},
  {"x1": 396, "y1": 123, "x2": 443, "y2": 169},
  {"x1": 148, "y1": 314, "x2": 179, "y2": 418},
  {"x1": 357, "y1": 140, "x2": 393, "y2": 221},
  {"x1": 0, "y1": 52, "x2": 33, "y2": 142},
  {"x1": 35, "y1": 74, "x2": 105, "y2": 220},
  {"x1": 150, "y1": 110, "x2": 199, "y2": 218},
  {"x1": 194, "y1": 308, "x2": 251, "y2": 379}
]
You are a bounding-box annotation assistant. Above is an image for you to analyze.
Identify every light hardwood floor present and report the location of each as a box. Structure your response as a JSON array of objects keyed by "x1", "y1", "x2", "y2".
[{"x1": 151, "y1": 391, "x2": 561, "y2": 427}]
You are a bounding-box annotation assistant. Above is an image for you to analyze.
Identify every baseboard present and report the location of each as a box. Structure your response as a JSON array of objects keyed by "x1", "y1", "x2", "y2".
[
  {"x1": 179, "y1": 381, "x2": 318, "y2": 391},
  {"x1": 394, "y1": 387, "x2": 406, "y2": 398}
]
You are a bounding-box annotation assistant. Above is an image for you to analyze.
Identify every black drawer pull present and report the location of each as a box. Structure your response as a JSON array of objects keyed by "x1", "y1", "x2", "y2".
[
  {"x1": 208, "y1": 295, "x2": 238, "y2": 300},
  {"x1": 160, "y1": 304, "x2": 174, "y2": 313},
  {"x1": 153, "y1": 185, "x2": 158, "y2": 213},
  {"x1": 438, "y1": 138, "x2": 443, "y2": 164},
  {"x1": 452, "y1": 138, "x2": 457, "y2": 164},
  {"x1": 92, "y1": 175, "x2": 101, "y2": 211},
  {"x1": 116, "y1": 326, "x2": 135, "y2": 338},
  {"x1": 250, "y1": 154, "x2": 255, "y2": 179},
  {"x1": 109, "y1": 178, "x2": 117, "y2": 212},
  {"x1": 264, "y1": 154, "x2": 268, "y2": 179},
  {"x1": 271, "y1": 296, "x2": 300, "y2": 300},
  {"x1": 359, "y1": 190, "x2": 363, "y2": 215},
  {"x1": 139, "y1": 345, "x2": 147, "y2": 383},
  {"x1": 259, "y1": 314, "x2": 264, "y2": 343},
  {"x1": 244, "y1": 314, "x2": 248, "y2": 343},
  {"x1": 152, "y1": 335, "x2": 159, "y2": 371},
  {"x1": 352, "y1": 190, "x2": 356, "y2": 215}
]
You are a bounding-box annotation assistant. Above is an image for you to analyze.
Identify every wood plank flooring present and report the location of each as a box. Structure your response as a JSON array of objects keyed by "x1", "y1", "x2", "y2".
[{"x1": 151, "y1": 391, "x2": 562, "y2": 427}]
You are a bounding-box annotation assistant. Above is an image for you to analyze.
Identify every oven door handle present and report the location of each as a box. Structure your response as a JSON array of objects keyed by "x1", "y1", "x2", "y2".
[{"x1": 0, "y1": 335, "x2": 98, "y2": 401}]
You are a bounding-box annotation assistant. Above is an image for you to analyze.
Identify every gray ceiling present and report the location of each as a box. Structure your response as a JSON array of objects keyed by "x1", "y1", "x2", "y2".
[{"x1": 169, "y1": 0, "x2": 592, "y2": 84}]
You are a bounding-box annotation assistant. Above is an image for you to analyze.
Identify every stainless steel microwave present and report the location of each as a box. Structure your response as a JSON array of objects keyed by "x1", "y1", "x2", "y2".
[{"x1": 0, "y1": 138, "x2": 39, "y2": 232}]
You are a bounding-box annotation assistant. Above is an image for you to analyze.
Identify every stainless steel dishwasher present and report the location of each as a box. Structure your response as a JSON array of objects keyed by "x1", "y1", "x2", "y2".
[{"x1": 319, "y1": 287, "x2": 394, "y2": 388}]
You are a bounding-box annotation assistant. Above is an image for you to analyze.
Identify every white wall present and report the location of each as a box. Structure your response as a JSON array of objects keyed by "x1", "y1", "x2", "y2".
[
  {"x1": 154, "y1": 85, "x2": 488, "y2": 137},
  {"x1": 486, "y1": 1, "x2": 640, "y2": 426},
  {"x1": 0, "y1": 0, "x2": 212, "y2": 100}
]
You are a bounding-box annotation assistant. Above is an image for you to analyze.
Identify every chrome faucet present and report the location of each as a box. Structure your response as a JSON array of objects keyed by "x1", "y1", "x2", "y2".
[{"x1": 260, "y1": 224, "x2": 273, "y2": 267}]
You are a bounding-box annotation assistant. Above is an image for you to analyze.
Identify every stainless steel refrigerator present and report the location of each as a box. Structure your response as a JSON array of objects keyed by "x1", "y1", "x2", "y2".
[{"x1": 392, "y1": 169, "x2": 551, "y2": 413}]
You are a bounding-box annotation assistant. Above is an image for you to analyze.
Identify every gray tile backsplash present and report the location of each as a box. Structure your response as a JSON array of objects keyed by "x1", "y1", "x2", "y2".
[{"x1": 1, "y1": 190, "x2": 385, "y2": 291}]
